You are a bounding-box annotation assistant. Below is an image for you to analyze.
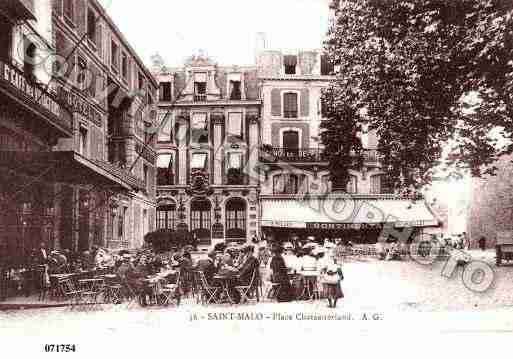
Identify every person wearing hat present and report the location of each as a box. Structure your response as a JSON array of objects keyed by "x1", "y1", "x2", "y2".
[
  {"x1": 322, "y1": 262, "x2": 344, "y2": 308},
  {"x1": 300, "y1": 246, "x2": 318, "y2": 273},
  {"x1": 282, "y1": 243, "x2": 299, "y2": 273},
  {"x1": 195, "y1": 251, "x2": 217, "y2": 285},
  {"x1": 269, "y1": 244, "x2": 293, "y2": 302}
]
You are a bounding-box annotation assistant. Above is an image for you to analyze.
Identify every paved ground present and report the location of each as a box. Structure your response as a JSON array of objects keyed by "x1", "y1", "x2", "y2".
[{"x1": 1, "y1": 250, "x2": 512, "y2": 357}]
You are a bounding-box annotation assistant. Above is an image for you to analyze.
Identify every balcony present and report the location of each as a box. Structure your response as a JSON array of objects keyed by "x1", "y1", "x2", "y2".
[
  {"x1": 194, "y1": 94, "x2": 207, "y2": 102},
  {"x1": 260, "y1": 147, "x2": 381, "y2": 165},
  {"x1": 260, "y1": 147, "x2": 326, "y2": 163},
  {"x1": 0, "y1": 58, "x2": 72, "y2": 138}
]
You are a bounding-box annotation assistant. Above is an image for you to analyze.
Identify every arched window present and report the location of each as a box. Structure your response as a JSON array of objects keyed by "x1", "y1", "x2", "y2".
[
  {"x1": 190, "y1": 198, "x2": 211, "y2": 241},
  {"x1": 157, "y1": 202, "x2": 176, "y2": 230},
  {"x1": 157, "y1": 154, "x2": 174, "y2": 186},
  {"x1": 225, "y1": 198, "x2": 247, "y2": 240}
]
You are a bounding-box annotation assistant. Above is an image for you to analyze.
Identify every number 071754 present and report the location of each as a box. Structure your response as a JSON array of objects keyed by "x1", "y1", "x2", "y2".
[{"x1": 44, "y1": 344, "x2": 76, "y2": 353}]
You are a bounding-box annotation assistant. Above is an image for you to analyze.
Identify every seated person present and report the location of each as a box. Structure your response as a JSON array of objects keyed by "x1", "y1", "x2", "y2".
[
  {"x1": 238, "y1": 245, "x2": 259, "y2": 287},
  {"x1": 195, "y1": 251, "x2": 217, "y2": 285}
]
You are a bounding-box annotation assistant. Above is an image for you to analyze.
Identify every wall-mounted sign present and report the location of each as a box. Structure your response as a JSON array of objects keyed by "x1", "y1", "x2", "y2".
[{"x1": 57, "y1": 86, "x2": 102, "y2": 127}]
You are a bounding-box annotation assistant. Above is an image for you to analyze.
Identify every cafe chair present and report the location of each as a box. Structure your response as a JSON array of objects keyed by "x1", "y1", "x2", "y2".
[
  {"x1": 235, "y1": 269, "x2": 259, "y2": 304},
  {"x1": 198, "y1": 271, "x2": 221, "y2": 305},
  {"x1": 156, "y1": 280, "x2": 181, "y2": 307},
  {"x1": 77, "y1": 278, "x2": 104, "y2": 310},
  {"x1": 59, "y1": 278, "x2": 83, "y2": 309},
  {"x1": 266, "y1": 282, "x2": 281, "y2": 301}
]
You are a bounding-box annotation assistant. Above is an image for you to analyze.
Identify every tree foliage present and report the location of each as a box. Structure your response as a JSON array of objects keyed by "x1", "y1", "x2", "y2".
[{"x1": 322, "y1": 0, "x2": 513, "y2": 190}]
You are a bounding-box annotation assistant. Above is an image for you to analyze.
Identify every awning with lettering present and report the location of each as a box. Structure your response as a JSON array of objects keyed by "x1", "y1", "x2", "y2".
[
  {"x1": 0, "y1": 151, "x2": 144, "y2": 191},
  {"x1": 261, "y1": 196, "x2": 440, "y2": 229}
]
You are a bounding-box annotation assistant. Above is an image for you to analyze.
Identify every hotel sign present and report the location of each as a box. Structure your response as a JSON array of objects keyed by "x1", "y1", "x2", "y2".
[
  {"x1": 57, "y1": 86, "x2": 102, "y2": 127},
  {"x1": 1, "y1": 60, "x2": 62, "y2": 118},
  {"x1": 306, "y1": 223, "x2": 385, "y2": 230}
]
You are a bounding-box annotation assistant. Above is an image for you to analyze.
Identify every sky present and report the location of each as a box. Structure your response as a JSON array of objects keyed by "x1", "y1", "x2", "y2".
[{"x1": 99, "y1": 0, "x2": 331, "y2": 67}]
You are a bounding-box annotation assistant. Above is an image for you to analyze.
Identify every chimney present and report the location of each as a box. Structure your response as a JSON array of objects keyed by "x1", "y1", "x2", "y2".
[{"x1": 255, "y1": 32, "x2": 267, "y2": 62}]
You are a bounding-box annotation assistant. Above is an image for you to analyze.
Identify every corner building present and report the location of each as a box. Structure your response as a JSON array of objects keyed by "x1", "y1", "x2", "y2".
[{"x1": 154, "y1": 54, "x2": 261, "y2": 247}]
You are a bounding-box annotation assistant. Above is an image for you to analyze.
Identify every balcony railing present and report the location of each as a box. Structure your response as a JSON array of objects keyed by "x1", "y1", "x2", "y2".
[
  {"x1": 260, "y1": 147, "x2": 381, "y2": 164},
  {"x1": 194, "y1": 94, "x2": 207, "y2": 102}
]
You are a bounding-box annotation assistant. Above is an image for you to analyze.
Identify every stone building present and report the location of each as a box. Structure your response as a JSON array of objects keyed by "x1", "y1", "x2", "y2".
[
  {"x1": 51, "y1": 0, "x2": 158, "y2": 251},
  {"x1": 256, "y1": 37, "x2": 440, "y2": 243},
  {"x1": 0, "y1": 0, "x2": 158, "y2": 268},
  {"x1": 468, "y1": 155, "x2": 513, "y2": 249},
  {"x1": 153, "y1": 54, "x2": 261, "y2": 247}
]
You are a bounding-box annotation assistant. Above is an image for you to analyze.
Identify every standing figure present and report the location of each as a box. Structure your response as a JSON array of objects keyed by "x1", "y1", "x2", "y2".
[
  {"x1": 322, "y1": 263, "x2": 344, "y2": 308},
  {"x1": 269, "y1": 245, "x2": 293, "y2": 302}
]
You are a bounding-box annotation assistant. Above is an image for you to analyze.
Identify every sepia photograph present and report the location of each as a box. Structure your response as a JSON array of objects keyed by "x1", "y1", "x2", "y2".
[{"x1": 0, "y1": 0, "x2": 512, "y2": 357}]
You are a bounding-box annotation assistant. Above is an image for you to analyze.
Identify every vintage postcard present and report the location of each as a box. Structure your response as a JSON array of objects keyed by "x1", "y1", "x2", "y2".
[{"x1": 1, "y1": 0, "x2": 512, "y2": 357}]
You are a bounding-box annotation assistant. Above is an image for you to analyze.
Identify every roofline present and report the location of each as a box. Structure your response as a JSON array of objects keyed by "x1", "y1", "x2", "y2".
[{"x1": 89, "y1": 0, "x2": 158, "y2": 88}]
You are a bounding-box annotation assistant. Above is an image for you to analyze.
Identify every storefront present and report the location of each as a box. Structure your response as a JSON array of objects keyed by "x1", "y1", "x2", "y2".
[{"x1": 261, "y1": 194, "x2": 440, "y2": 243}]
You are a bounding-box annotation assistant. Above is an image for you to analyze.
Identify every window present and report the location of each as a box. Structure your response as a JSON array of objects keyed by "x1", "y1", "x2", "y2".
[
  {"x1": 229, "y1": 81, "x2": 242, "y2": 100},
  {"x1": 283, "y1": 92, "x2": 298, "y2": 118},
  {"x1": 347, "y1": 175, "x2": 358, "y2": 194},
  {"x1": 111, "y1": 40, "x2": 118, "y2": 72},
  {"x1": 87, "y1": 8, "x2": 97, "y2": 46},
  {"x1": 157, "y1": 154, "x2": 174, "y2": 186},
  {"x1": 64, "y1": 1, "x2": 75, "y2": 23},
  {"x1": 118, "y1": 207, "x2": 127, "y2": 240},
  {"x1": 121, "y1": 53, "x2": 128, "y2": 80},
  {"x1": 226, "y1": 153, "x2": 243, "y2": 185},
  {"x1": 0, "y1": 16, "x2": 12, "y2": 62},
  {"x1": 273, "y1": 174, "x2": 300, "y2": 194},
  {"x1": 190, "y1": 199, "x2": 211, "y2": 238},
  {"x1": 76, "y1": 56, "x2": 88, "y2": 91},
  {"x1": 282, "y1": 130, "x2": 300, "y2": 150},
  {"x1": 138, "y1": 71, "x2": 145, "y2": 90},
  {"x1": 370, "y1": 175, "x2": 381, "y2": 194},
  {"x1": 157, "y1": 204, "x2": 176, "y2": 230},
  {"x1": 284, "y1": 55, "x2": 297, "y2": 75},
  {"x1": 79, "y1": 127, "x2": 88, "y2": 156},
  {"x1": 194, "y1": 82, "x2": 206, "y2": 101},
  {"x1": 157, "y1": 112, "x2": 172, "y2": 142},
  {"x1": 225, "y1": 198, "x2": 246, "y2": 240},
  {"x1": 191, "y1": 113, "x2": 208, "y2": 144},
  {"x1": 143, "y1": 164, "x2": 149, "y2": 191},
  {"x1": 160, "y1": 81, "x2": 172, "y2": 101},
  {"x1": 23, "y1": 36, "x2": 36, "y2": 80},
  {"x1": 191, "y1": 153, "x2": 208, "y2": 170},
  {"x1": 227, "y1": 113, "x2": 243, "y2": 139}
]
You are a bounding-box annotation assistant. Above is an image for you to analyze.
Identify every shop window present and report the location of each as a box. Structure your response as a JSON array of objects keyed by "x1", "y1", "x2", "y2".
[
  {"x1": 284, "y1": 55, "x2": 297, "y2": 75},
  {"x1": 157, "y1": 154, "x2": 174, "y2": 186},
  {"x1": 190, "y1": 199, "x2": 211, "y2": 240},
  {"x1": 160, "y1": 81, "x2": 172, "y2": 101},
  {"x1": 226, "y1": 198, "x2": 247, "y2": 240},
  {"x1": 226, "y1": 153, "x2": 243, "y2": 185},
  {"x1": 229, "y1": 80, "x2": 242, "y2": 100},
  {"x1": 118, "y1": 207, "x2": 127, "y2": 241},
  {"x1": 157, "y1": 204, "x2": 176, "y2": 230},
  {"x1": 370, "y1": 175, "x2": 382, "y2": 194},
  {"x1": 283, "y1": 92, "x2": 298, "y2": 118},
  {"x1": 191, "y1": 113, "x2": 208, "y2": 144}
]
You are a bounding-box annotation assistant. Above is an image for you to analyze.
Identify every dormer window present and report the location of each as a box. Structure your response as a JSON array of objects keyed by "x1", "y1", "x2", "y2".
[
  {"x1": 284, "y1": 55, "x2": 297, "y2": 75},
  {"x1": 194, "y1": 72, "x2": 207, "y2": 101},
  {"x1": 229, "y1": 81, "x2": 242, "y2": 100}
]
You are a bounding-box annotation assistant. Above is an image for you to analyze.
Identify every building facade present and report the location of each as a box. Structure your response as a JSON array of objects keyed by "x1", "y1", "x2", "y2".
[
  {"x1": 154, "y1": 54, "x2": 261, "y2": 246},
  {"x1": 0, "y1": 0, "x2": 158, "y2": 270},
  {"x1": 256, "y1": 39, "x2": 440, "y2": 243}
]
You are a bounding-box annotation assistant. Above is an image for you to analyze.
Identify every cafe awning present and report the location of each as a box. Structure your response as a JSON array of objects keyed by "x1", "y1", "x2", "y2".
[
  {"x1": 0, "y1": 151, "x2": 144, "y2": 191},
  {"x1": 261, "y1": 195, "x2": 440, "y2": 229}
]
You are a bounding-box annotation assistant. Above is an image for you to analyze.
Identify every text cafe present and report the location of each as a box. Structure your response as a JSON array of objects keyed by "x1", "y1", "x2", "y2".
[{"x1": 260, "y1": 195, "x2": 441, "y2": 244}]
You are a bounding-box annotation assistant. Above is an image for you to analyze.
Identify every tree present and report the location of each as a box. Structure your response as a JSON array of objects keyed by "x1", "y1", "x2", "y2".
[{"x1": 323, "y1": 0, "x2": 513, "y2": 190}]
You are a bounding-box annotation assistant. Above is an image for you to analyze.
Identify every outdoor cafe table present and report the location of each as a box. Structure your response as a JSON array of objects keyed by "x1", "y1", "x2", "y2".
[
  {"x1": 141, "y1": 270, "x2": 178, "y2": 305},
  {"x1": 213, "y1": 274, "x2": 238, "y2": 304}
]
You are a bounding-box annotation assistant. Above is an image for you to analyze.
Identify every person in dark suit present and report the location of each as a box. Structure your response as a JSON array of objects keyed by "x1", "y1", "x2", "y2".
[
  {"x1": 238, "y1": 245, "x2": 259, "y2": 286},
  {"x1": 270, "y1": 244, "x2": 293, "y2": 302},
  {"x1": 196, "y1": 251, "x2": 217, "y2": 285}
]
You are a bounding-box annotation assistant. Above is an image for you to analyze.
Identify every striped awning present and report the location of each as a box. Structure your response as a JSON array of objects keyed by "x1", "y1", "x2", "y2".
[{"x1": 261, "y1": 196, "x2": 440, "y2": 229}]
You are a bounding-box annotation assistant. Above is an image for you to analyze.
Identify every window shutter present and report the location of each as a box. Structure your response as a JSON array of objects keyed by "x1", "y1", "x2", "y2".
[
  {"x1": 271, "y1": 88, "x2": 281, "y2": 116},
  {"x1": 300, "y1": 88, "x2": 310, "y2": 116}
]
